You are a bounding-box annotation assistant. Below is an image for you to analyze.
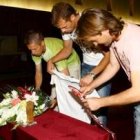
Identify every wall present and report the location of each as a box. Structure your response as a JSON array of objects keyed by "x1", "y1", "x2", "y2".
[
  {"x1": 0, "y1": 6, "x2": 60, "y2": 52},
  {"x1": 0, "y1": 0, "x2": 140, "y2": 24}
]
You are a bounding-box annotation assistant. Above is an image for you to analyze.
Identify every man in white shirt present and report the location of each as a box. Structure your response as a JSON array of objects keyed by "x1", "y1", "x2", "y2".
[{"x1": 49, "y1": 2, "x2": 111, "y2": 126}]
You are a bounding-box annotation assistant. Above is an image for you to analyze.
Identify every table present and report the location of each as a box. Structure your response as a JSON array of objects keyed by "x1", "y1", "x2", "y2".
[{"x1": 0, "y1": 110, "x2": 113, "y2": 140}]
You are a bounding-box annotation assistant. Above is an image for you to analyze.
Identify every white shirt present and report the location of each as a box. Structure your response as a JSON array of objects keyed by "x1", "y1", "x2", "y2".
[{"x1": 62, "y1": 31, "x2": 103, "y2": 66}]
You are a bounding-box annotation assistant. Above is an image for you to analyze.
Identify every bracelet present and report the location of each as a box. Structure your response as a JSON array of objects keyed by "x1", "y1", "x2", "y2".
[{"x1": 88, "y1": 72, "x2": 96, "y2": 78}]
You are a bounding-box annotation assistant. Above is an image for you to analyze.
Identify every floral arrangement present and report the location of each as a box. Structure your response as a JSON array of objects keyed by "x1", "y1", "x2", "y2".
[{"x1": 0, "y1": 86, "x2": 51, "y2": 127}]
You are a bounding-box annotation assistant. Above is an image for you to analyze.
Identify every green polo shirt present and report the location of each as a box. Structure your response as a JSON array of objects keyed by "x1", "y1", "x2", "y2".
[{"x1": 32, "y1": 37, "x2": 80, "y2": 71}]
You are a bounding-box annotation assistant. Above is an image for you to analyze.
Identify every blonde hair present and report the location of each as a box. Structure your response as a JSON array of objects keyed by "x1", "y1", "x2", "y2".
[{"x1": 77, "y1": 8, "x2": 124, "y2": 41}]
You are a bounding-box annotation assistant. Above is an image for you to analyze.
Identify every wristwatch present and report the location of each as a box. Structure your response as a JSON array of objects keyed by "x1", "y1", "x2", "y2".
[{"x1": 88, "y1": 72, "x2": 96, "y2": 79}]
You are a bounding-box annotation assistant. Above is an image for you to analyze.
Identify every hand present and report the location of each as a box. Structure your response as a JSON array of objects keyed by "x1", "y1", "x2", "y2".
[
  {"x1": 80, "y1": 85, "x2": 94, "y2": 97},
  {"x1": 35, "y1": 87, "x2": 40, "y2": 91},
  {"x1": 47, "y1": 60, "x2": 55, "y2": 74},
  {"x1": 49, "y1": 98, "x2": 57, "y2": 108},
  {"x1": 82, "y1": 97, "x2": 101, "y2": 111},
  {"x1": 80, "y1": 74, "x2": 93, "y2": 87}
]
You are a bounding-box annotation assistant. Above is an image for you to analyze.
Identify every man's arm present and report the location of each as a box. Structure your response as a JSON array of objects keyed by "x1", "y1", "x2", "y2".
[
  {"x1": 91, "y1": 51, "x2": 110, "y2": 75},
  {"x1": 35, "y1": 64, "x2": 42, "y2": 90},
  {"x1": 47, "y1": 40, "x2": 73, "y2": 74},
  {"x1": 80, "y1": 51, "x2": 110, "y2": 86},
  {"x1": 83, "y1": 70, "x2": 140, "y2": 111},
  {"x1": 80, "y1": 49, "x2": 120, "y2": 95}
]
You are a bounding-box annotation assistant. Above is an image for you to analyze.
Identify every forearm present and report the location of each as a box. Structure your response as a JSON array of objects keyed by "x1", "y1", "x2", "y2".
[
  {"x1": 90, "y1": 63, "x2": 120, "y2": 90},
  {"x1": 100, "y1": 67, "x2": 140, "y2": 107},
  {"x1": 51, "y1": 41, "x2": 73, "y2": 63},
  {"x1": 84, "y1": 85, "x2": 140, "y2": 111},
  {"x1": 35, "y1": 72, "x2": 42, "y2": 90},
  {"x1": 52, "y1": 48, "x2": 72, "y2": 63},
  {"x1": 91, "y1": 51, "x2": 110, "y2": 75},
  {"x1": 90, "y1": 49, "x2": 120, "y2": 89},
  {"x1": 80, "y1": 52, "x2": 110, "y2": 86},
  {"x1": 100, "y1": 87, "x2": 140, "y2": 107}
]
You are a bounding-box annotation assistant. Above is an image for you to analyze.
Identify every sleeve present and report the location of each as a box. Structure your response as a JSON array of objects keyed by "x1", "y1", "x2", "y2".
[
  {"x1": 62, "y1": 34, "x2": 71, "y2": 40},
  {"x1": 110, "y1": 47, "x2": 120, "y2": 64},
  {"x1": 32, "y1": 56, "x2": 42, "y2": 65},
  {"x1": 55, "y1": 60, "x2": 67, "y2": 71},
  {"x1": 129, "y1": 42, "x2": 140, "y2": 71}
]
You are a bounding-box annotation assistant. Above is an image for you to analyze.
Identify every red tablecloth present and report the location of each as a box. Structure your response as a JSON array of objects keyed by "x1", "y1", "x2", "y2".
[{"x1": 0, "y1": 110, "x2": 113, "y2": 140}]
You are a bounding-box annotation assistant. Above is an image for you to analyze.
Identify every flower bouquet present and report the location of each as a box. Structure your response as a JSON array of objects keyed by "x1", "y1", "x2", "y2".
[{"x1": 0, "y1": 86, "x2": 51, "y2": 128}]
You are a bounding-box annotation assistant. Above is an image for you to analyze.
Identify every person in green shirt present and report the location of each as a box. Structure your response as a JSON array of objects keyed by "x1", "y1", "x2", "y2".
[{"x1": 24, "y1": 30, "x2": 80, "y2": 108}]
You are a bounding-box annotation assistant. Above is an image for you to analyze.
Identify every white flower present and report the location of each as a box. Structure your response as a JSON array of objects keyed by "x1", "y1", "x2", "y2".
[
  {"x1": 24, "y1": 92, "x2": 39, "y2": 105},
  {"x1": 1, "y1": 104, "x2": 19, "y2": 120},
  {"x1": 39, "y1": 103, "x2": 45, "y2": 110},
  {"x1": 11, "y1": 90, "x2": 19, "y2": 99},
  {"x1": 16, "y1": 101, "x2": 27, "y2": 125},
  {"x1": 0, "y1": 98, "x2": 12, "y2": 107},
  {"x1": 0, "y1": 117, "x2": 6, "y2": 126},
  {"x1": 0, "y1": 107, "x2": 8, "y2": 116},
  {"x1": 3, "y1": 92, "x2": 11, "y2": 98},
  {"x1": 0, "y1": 86, "x2": 50, "y2": 127}
]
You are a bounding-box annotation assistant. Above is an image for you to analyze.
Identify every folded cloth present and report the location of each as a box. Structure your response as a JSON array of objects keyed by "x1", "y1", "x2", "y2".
[{"x1": 51, "y1": 70, "x2": 100, "y2": 124}]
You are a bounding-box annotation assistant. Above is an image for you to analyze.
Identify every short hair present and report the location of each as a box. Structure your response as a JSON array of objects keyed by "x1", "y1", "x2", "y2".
[
  {"x1": 76, "y1": 8, "x2": 124, "y2": 41},
  {"x1": 51, "y1": 2, "x2": 77, "y2": 26},
  {"x1": 24, "y1": 30, "x2": 44, "y2": 45}
]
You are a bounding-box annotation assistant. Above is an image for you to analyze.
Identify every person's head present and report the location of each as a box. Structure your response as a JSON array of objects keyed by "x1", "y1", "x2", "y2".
[
  {"x1": 24, "y1": 30, "x2": 45, "y2": 56},
  {"x1": 76, "y1": 8, "x2": 124, "y2": 50},
  {"x1": 51, "y1": 2, "x2": 79, "y2": 34}
]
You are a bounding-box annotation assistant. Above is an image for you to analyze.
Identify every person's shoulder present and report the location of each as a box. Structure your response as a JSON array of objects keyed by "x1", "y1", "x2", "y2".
[
  {"x1": 127, "y1": 22, "x2": 140, "y2": 30},
  {"x1": 45, "y1": 37, "x2": 62, "y2": 41}
]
